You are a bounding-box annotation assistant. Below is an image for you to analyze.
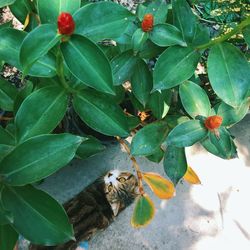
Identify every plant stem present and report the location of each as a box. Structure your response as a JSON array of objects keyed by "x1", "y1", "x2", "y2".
[
  {"x1": 56, "y1": 47, "x2": 70, "y2": 91},
  {"x1": 116, "y1": 136, "x2": 145, "y2": 195},
  {"x1": 197, "y1": 16, "x2": 250, "y2": 50}
]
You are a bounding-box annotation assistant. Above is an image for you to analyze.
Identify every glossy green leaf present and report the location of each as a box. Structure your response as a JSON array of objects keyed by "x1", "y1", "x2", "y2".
[
  {"x1": 172, "y1": 0, "x2": 197, "y2": 43},
  {"x1": 0, "y1": 28, "x2": 57, "y2": 77},
  {"x1": 0, "y1": 134, "x2": 83, "y2": 185},
  {"x1": 0, "y1": 0, "x2": 16, "y2": 8},
  {"x1": 0, "y1": 77, "x2": 18, "y2": 111},
  {"x1": 131, "y1": 58, "x2": 152, "y2": 107},
  {"x1": 2, "y1": 185, "x2": 74, "y2": 244},
  {"x1": 216, "y1": 100, "x2": 249, "y2": 127},
  {"x1": 137, "y1": 0, "x2": 168, "y2": 24},
  {"x1": 0, "y1": 199, "x2": 13, "y2": 225},
  {"x1": 150, "y1": 24, "x2": 186, "y2": 47},
  {"x1": 111, "y1": 50, "x2": 139, "y2": 86},
  {"x1": 15, "y1": 85, "x2": 68, "y2": 142},
  {"x1": 0, "y1": 126, "x2": 15, "y2": 145},
  {"x1": 164, "y1": 146, "x2": 187, "y2": 185},
  {"x1": 132, "y1": 28, "x2": 148, "y2": 53},
  {"x1": 76, "y1": 136, "x2": 106, "y2": 159},
  {"x1": 146, "y1": 148, "x2": 164, "y2": 163},
  {"x1": 153, "y1": 46, "x2": 200, "y2": 91},
  {"x1": 0, "y1": 21, "x2": 11, "y2": 30},
  {"x1": 73, "y1": 90, "x2": 129, "y2": 137},
  {"x1": 9, "y1": 0, "x2": 31, "y2": 24},
  {"x1": 243, "y1": 25, "x2": 250, "y2": 47},
  {"x1": 0, "y1": 224, "x2": 18, "y2": 250},
  {"x1": 20, "y1": 24, "x2": 60, "y2": 75},
  {"x1": 61, "y1": 34, "x2": 114, "y2": 94},
  {"x1": 179, "y1": 81, "x2": 211, "y2": 118},
  {"x1": 0, "y1": 145, "x2": 14, "y2": 162},
  {"x1": 131, "y1": 194, "x2": 155, "y2": 228},
  {"x1": 13, "y1": 80, "x2": 33, "y2": 114},
  {"x1": 131, "y1": 121, "x2": 169, "y2": 156},
  {"x1": 207, "y1": 42, "x2": 250, "y2": 107},
  {"x1": 74, "y1": 2, "x2": 135, "y2": 42},
  {"x1": 148, "y1": 90, "x2": 172, "y2": 119},
  {"x1": 201, "y1": 128, "x2": 238, "y2": 159},
  {"x1": 191, "y1": 24, "x2": 210, "y2": 46},
  {"x1": 139, "y1": 40, "x2": 165, "y2": 59},
  {"x1": 166, "y1": 120, "x2": 208, "y2": 147},
  {"x1": 38, "y1": 0, "x2": 80, "y2": 24},
  {"x1": 164, "y1": 115, "x2": 190, "y2": 129}
]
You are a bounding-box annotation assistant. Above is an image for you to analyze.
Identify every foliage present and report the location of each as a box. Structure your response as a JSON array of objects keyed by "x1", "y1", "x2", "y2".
[{"x1": 0, "y1": 0, "x2": 249, "y2": 246}]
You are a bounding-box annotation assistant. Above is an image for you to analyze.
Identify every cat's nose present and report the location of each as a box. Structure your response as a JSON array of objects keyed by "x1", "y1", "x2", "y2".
[{"x1": 108, "y1": 172, "x2": 113, "y2": 177}]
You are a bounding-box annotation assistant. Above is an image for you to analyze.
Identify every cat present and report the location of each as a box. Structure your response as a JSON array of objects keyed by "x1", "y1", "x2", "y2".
[{"x1": 29, "y1": 170, "x2": 139, "y2": 250}]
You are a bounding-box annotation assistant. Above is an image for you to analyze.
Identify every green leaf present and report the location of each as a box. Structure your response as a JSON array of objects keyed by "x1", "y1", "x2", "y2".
[
  {"x1": 0, "y1": 126, "x2": 15, "y2": 145},
  {"x1": 131, "y1": 58, "x2": 152, "y2": 107},
  {"x1": 148, "y1": 90, "x2": 172, "y2": 119},
  {"x1": 179, "y1": 81, "x2": 211, "y2": 118},
  {"x1": 150, "y1": 24, "x2": 186, "y2": 47},
  {"x1": 111, "y1": 50, "x2": 139, "y2": 86},
  {"x1": 139, "y1": 40, "x2": 165, "y2": 59},
  {"x1": 0, "y1": 196, "x2": 14, "y2": 225},
  {"x1": 20, "y1": 24, "x2": 60, "y2": 75},
  {"x1": 76, "y1": 136, "x2": 106, "y2": 159},
  {"x1": 38, "y1": 0, "x2": 80, "y2": 24},
  {"x1": 172, "y1": 0, "x2": 197, "y2": 43},
  {"x1": 73, "y1": 89, "x2": 129, "y2": 137},
  {"x1": 131, "y1": 194, "x2": 155, "y2": 228},
  {"x1": 216, "y1": 100, "x2": 249, "y2": 127},
  {"x1": 191, "y1": 24, "x2": 210, "y2": 46},
  {"x1": 0, "y1": 77, "x2": 18, "y2": 111},
  {"x1": 137, "y1": 0, "x2": 168, "y2": 24},
  {"x1": 201, "y1": 127, "x2": 238, "y2": 159},
  {"x1": 164, "y1": 114, "x2": 190, "y2": 129},
  {"x1": 0, "y1": 21, "x2": 12, "y2": 30},
  {"x1": 243, "y1": 25, "x2": 250, "y2": 47},
  {"x1": 132, "y1": 28, "x2": 149, "y2": 53},
  {"x1": 0, "y1": 134, "x2": 83, "y2": 186},
  {"x1": 74, "y1": 2, "x2": 135, "y2": 42},
  {"x1": 146, "y1": 148, "x2": 164, "y2": 163},
  {"x1": 164, "y1": 146, "x2": 187, "y2": 185},
  {"x1": 9, "y1": 0, "x2": 31, "y2": 24},
  {"x1": 207, "y1": 42, "x2": 250, "y2": 107},
  {"x1": 166, "y1": 120, "x2": 208, "y2": 147},
  {"x1": 13, "y1": 80, "x2": 33, "y2": 114},
  {"x1": 0, "y1": 224, "x2": 18, "y2": 250},
  {"x1": 0, "y1": 28, "x2": 57, "y2": 77},
  {"x1": 131, "y1": 121, "x2": 169, "y2": 156},
  {"x1": 0, "y1": 0, "x2": 15, "y2": 7},
  {"x1": 61, "y1": 34, "x2": 114, "y2": 95},
  {"x1": 15, "y1": 85, "x2": 68, "y2": 142},
  {"x1": 2, "y1": 185, "x2": 74, "y2": 244},
  {"x1": 153, "y1": 46, "x2": 200, "y2": 91},
  {"x1": 0, "y1": 145, "x2": 14, "y2": 162}
]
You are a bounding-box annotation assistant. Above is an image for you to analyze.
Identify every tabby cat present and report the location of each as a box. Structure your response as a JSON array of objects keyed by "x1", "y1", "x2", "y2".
[{"x1": 29, "y1": 170, "x2": 139, "y2": 250}]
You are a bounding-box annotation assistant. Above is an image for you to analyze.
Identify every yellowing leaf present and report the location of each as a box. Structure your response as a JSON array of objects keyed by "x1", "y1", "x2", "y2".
[
  {"x1": 142, "y1": 172, "x2": 175, "y2": 199},
  {"x1": 23, "y1": 14, "x2": 30, "y2": 30},
  {"x1": 183, "y1": 166, "x2": 201, "y2": 184},
  {"x1": 131, "y1": 193, "x2": 155, "y2": 228}
]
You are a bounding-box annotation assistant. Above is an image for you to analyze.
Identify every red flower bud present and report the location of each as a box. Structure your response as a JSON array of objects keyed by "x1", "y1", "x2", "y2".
[
  {"x1": 204, "y1": 115, "x2": 223, "y2": 130},
  {"x1": 141, "y1": 14, "x2": 154, "y2": 32},
  {"x1": 57, "y1": 12, "x2": 75, "y2": 35}
]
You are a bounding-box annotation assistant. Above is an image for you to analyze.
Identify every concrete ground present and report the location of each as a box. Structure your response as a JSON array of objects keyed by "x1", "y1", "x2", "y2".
[{"x1": 38, "y1": 114, "x2": 250, "y2": 250}]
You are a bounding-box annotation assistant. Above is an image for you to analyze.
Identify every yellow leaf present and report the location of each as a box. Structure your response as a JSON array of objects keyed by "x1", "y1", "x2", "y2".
[
  {"x1": 131, "y1": 193, "x2": 155, "y2": 228},
  {"x1": 183, "y1": 166, "x2": 201, "y2": 184},
  {"x1": 23, "y1": 14, "x2": 30, "y2": 30},
  {"x1": 142, "y1": 172, "x2": 175, "y2": 199}
]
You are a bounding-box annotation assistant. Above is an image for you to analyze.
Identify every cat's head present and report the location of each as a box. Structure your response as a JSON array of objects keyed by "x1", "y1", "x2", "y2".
[{"x1": 104, "y1": 170, "x2": 139, "y2": 216}]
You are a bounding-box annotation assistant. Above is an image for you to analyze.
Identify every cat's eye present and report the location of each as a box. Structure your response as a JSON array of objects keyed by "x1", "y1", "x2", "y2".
[
  {"x1": 108, "y1": 184, "x2": 113, "y2": 192},
  {"x1": 118, "y1": 177, "x2": 126, "y2": 183}
]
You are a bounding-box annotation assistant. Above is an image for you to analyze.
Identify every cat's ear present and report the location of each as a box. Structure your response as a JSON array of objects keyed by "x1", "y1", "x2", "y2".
[{"x1": 111, "y1": 202, "x2": 121, "y2": 216}]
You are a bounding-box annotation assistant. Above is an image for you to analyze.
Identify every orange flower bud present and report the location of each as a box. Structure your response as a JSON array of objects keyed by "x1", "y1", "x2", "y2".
[
  {"x1": 57, "y1": 12, "x2": 75, "y2": 35},
  {"x1": 141, "y1": 14, "x2": 154, "y2": 32},
  {"x1": 204, "y1": 115, "x2": 223, "y2": 130}
]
